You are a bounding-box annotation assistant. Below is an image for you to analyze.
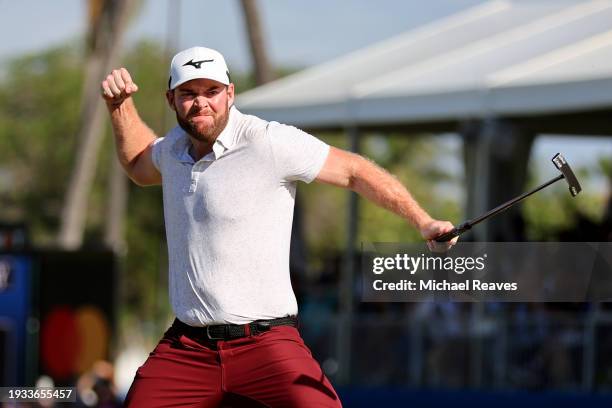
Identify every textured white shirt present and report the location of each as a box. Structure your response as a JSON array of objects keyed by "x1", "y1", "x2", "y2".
[{"x1": 151, "y1": 107, "x2": 330, "y2": 325}]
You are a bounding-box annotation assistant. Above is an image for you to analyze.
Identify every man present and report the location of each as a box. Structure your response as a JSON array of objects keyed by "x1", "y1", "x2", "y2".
[{"x1": 101, "y1": 46, "x2": 457, "y2": 407}]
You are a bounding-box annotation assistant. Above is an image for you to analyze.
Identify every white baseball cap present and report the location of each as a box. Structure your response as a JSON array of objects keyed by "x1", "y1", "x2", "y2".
[{"x1": 168, "y1": 46, "x2": 231, "y2": 90}]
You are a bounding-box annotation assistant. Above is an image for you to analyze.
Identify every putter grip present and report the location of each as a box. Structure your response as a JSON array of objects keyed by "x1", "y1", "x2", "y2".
[
  {"x1": 434, "y1": 222, "x2": 471, "y2": 242},
  {"x1": 434, "y1": 229, "x2": 459, "y2": 242}
]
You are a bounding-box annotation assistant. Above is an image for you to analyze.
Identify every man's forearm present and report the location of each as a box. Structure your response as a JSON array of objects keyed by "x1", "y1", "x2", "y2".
[
  {"x1": 350, "y1": 156, "x2": 433, "y2": 230},
  {"x1": 107, "y1": 98, "x2": 157, "y2": 172}
]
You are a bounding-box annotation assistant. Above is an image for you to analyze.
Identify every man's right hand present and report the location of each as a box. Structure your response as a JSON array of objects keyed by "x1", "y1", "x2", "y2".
[{"x1": 101, "y1": 67, "x2": 139, "y2": 107}]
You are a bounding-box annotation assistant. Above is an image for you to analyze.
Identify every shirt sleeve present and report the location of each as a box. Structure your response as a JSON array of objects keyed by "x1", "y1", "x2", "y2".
[
  {"x1": 266, "y1": 121, "x2": 330, "y2": 183},
  {"x1": 151, "y1": 137, "x2": 164, "y2": 172}
]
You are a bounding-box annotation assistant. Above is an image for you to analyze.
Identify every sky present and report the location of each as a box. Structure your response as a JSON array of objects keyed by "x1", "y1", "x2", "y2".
[
  {"x1": 0, "y1": 0, "x2": 610, "y2": 191},
  {"x1": 0, "y1": 0, "x2": 486, "y2": 72}
]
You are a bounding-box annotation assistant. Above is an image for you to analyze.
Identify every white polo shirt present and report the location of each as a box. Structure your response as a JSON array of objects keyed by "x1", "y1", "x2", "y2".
[{"x1": 151, "y1": 106, "x2": 330, "y2": 326}]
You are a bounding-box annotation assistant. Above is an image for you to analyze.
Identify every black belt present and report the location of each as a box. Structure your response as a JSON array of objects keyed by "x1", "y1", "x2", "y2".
[{"x1": 172, "y1": 316, "x2": 298, "y2": 341}]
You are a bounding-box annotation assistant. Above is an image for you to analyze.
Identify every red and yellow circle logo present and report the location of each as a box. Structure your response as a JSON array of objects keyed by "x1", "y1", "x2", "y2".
[{"x1": 40, "y1": 305, "x2": 110, "y2": 379}]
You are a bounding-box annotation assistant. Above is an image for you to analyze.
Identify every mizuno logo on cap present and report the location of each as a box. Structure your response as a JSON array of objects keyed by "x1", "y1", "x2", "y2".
[{"x1": 183, "y1": 59, "x2": 214, "y2": 69}]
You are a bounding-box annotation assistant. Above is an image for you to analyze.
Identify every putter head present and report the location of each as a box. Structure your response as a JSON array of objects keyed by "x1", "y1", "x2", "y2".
[{"x1": 552, "y1": 153, "x2": 582, "y2": 197}]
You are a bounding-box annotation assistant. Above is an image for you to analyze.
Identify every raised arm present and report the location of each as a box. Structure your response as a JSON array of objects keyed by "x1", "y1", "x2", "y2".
[
  {"x1": 315, "y1": 146, "x2": 458, "y2": 251},
  {"x1": 101, "y1": 68, "x2": 161, "y2": 186}
]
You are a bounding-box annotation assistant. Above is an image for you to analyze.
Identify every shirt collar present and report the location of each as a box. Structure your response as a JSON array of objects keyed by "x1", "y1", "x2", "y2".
[{"x1": 214, "y1": 105, "x2": 238, "y2": 152}]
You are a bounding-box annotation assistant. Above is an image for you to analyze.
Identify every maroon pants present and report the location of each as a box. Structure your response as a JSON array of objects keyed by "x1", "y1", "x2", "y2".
[{"x1": 124, "y1": 321, "x2": 342, "y2": 407}]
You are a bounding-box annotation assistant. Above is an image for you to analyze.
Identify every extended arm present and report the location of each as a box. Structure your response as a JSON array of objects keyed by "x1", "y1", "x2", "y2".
[
  {"x1": 101, "y1": 68, "x2": 161, "y2": 186},
  {"x1": 316, "y1": 147, "x2": 457, "y2": 251}
]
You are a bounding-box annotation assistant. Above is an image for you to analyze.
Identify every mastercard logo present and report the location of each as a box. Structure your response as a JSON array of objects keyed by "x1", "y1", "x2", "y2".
[{"x1": 40, "y1": 305, "x2": 110, "y2": 380}]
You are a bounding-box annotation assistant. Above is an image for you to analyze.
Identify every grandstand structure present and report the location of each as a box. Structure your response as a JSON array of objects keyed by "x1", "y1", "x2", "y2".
[{"x1": 237, "y1": 0, "x2": 612, "y2": 389}]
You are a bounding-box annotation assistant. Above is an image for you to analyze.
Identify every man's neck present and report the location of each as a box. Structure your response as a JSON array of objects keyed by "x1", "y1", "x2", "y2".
[{"x1": 189, "y1": 138, "x2": 215, "y2": 161}]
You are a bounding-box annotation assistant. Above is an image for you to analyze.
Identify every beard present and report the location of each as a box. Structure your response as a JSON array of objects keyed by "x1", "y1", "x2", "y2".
[{"x1": 175, "y1": 104, "x2": 230, "y2": 144}]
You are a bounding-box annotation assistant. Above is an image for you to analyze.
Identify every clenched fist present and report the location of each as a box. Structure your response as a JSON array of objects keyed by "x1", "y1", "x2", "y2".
[{"x1": 101, "y1": 67, "x2": 139, "y2": 106}]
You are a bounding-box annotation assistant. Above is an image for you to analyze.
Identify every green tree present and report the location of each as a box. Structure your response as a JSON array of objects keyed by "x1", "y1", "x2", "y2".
[
  {"x1": 523, "y1": 158, "x2": 610, "y2": 240},
  {"x1": 0, "y1": 46, "x2": 83, "y2": 243}
]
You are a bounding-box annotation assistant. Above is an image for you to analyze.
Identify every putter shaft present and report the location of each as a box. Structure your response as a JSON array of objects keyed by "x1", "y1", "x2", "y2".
[{"x1": 435, "y1": 173, "x2": 564, "y2": 242}]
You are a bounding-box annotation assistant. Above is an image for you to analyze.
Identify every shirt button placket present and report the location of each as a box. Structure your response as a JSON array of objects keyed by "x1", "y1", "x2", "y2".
[
  {"x1": 188, "y1": 177, "x2": 197, "y2": 193},
  {"x1": 189, "y1": 163, "x2": 201, "y2": 193}
]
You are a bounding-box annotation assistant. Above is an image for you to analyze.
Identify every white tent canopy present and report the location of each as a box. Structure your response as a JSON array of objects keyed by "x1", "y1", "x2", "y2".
[{"x1": 237, "y1": 0, "x2": 612, "y2": 130}]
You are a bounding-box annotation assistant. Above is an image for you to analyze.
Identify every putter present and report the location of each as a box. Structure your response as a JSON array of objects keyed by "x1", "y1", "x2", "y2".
[{"x1": 435, "y1": 153, "x2": 582, "y2": 242}]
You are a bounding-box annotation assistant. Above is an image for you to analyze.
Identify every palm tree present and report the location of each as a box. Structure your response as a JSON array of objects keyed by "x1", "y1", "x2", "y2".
[
  {"x1": 58, "y1": 0, "x2": 135, "y2": 249},
  {"x1": 239, "y1": 0, "x2": 274, "y2": 85}
]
